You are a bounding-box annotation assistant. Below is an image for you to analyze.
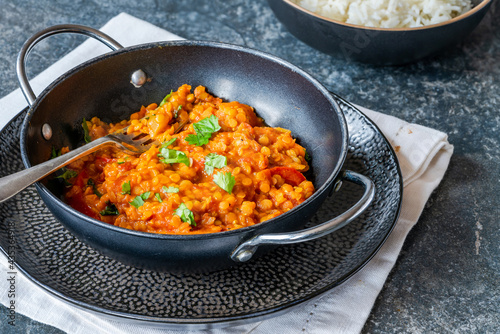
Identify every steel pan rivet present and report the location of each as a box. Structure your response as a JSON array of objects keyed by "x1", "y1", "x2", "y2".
[
  {"x1": 42, "y1": 123, "x2": 52, "y2": 140},
  {"x1": 130, "y1": 69, "x2": 147, "y2": 88},
  {"x1": 236, "y1": 250, "x2": 253, "y2": 262}
]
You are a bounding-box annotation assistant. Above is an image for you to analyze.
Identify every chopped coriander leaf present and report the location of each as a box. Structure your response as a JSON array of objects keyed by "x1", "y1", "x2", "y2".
[
  {"x1": 213, "y1": 171, "x2": 236, "y2": 194},
  {"x1": 50, "y1": 146, "x2": 61, "y2": 159},
  {"x1": 155, "y1": 193, "x2": 162, "y2": 202},
  {"x1": 121, "y1": 180, "x2": 131, "y2": 195},
  {"x1": 117, "y1": 157, "x2": 128, "y2": 165},
  {"x1": 304, "y1": 149, "x2": 311, "y2": 162},
  {"x1": 159, "y1": 90, "x2": 173, "y2": 107},
  {"x1": 204, "y1": 153, "x2": 227, "y2": 175},
  {"x1": 129, "y1": 191, "x2": 151, "y2": 208},
  {"x1": 174, "y1": 105, "x2": 182, "y2": 118},
  {"x1": 87, "y1": 178, "x2": 102, "y2": 198},
  {"x1": 82, "y1": 118, "x2": 91, "y2": 143},
  {"x1": 56, "y1": 169, "x2": 78, "y2": 182},
  {"x1": 162, "y1": 186, "x2": 179, "y2": 193},
  {"x1": 160, "y1": 137, "x2": 177, "y2": 149},
  {"x1": 185, "y1": 133, "x2": 203, "y2": 146},
  {"x1": 175, "y1": 203, "x2": 196, "y2": 226},
  {"x1": 129, "y1": 196, "x2": 144, "y2": 209},
  {"x1": 100, "y1": 203, "x2": 119, "y2": 216},
  {"x1": 158, "y1": 146, "x2": 190, "y2": 166},
  {"x1": 185, "y1": 115, "x2": 221, "y2": 146}
]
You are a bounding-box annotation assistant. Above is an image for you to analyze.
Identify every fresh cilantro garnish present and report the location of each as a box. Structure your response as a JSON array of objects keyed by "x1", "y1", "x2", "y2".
[
  {"x1": 204, "y1": 153, "x2": 227, "y2": 175},
  {"x1": 117, "y1": 157, "x2": 128, "y2": 164},
  {"x1": 87, "y1": 178, "x2": 102, "y2": 198},
  {"x1": 100, "y1": 203, "x2": 119, "y2": 216},
  {"x1": 159, "y1": 90, "x2": 173, "y2": 107},
  {"x1": 129, "y1": 191, "x2": 151, "y2": 209},
  {"x1": 162, "y1": 186, "x2": 179, "y2": 193},
  {"x1": 213, "y1": 171, "x2": 236, "y2": 194},
  {"x1": 185, "y1": 115, "x2": 221, "y2": 146},
  {"x1": 158, "y1": 145, "x2": 190, "y2": 166},
  {"x1": 155, "y1": 193, "x2": 162, "y2": 202},
  {"x1": 175, "y1": 203, "x2": 196, "y2": 226},
  {"x1": 174, "y1": 105, "x2": 182, "y2": 118},
  {"x1": 56, "y1": 169, "x2": 78, "y2": 182},
  {"x1": 158, "y1": 138, "x2": 189, "y2": 166},
  {"x1": 129, "y1": 197, "x2": 143, "y2": 209},
  {"x1": 304, "y1": 149, "x2": 311, "y2": 162},
  {"x1": 82, "y1": 118, "x2": 91, "y2": 143},
  {"x1": 50, "y1": 146, "x2": 61, "y2": 159},
  {"x1": 160, "y1": 137, "x2": 177, "y2": 149},
  {"x1": 121, "y1": 180, "x2": 131, "y2": 195}
]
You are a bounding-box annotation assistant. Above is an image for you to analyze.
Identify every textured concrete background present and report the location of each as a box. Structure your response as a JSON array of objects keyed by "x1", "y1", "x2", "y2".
[{"x1": 0, "y1": 0, "x2": 498, "y2": 333}]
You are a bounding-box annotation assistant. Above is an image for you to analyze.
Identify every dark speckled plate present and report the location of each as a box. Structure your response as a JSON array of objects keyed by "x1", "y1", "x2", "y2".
[{"x1": 0, "y1": 95, "x2": 402, "y2": 330}]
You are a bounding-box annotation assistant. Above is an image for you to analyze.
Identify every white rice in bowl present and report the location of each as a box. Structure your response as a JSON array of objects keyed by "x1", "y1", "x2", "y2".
[{"x1": 289, "y1": 0, "x2": 473, "y2": 28}]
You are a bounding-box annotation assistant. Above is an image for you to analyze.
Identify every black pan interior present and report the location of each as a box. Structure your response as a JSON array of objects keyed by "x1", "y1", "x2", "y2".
[{"x1": 21, "y1": 41, "x2": 345, "y2": 196}]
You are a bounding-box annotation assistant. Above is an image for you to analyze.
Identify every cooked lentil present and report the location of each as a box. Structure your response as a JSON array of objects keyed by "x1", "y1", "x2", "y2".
[{"x1": 64, "y1": 84, "x2": 314, "y2": 234}]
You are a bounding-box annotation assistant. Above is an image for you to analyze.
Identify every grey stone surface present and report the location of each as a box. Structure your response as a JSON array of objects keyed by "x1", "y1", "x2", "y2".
[{"x1": 0, "y1": 0, "x2": 498, "y2": 333}]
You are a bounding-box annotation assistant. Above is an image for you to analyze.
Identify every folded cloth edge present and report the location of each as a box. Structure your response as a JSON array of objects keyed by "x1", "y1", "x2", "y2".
[{"x1": 357, "y1": 105, "x2": 454, "y2": 186}]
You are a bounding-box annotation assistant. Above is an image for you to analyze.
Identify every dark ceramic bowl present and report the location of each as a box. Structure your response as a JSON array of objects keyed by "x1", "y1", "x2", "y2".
[{"x1": 267, "y1": 0, "x2": 492, "y2": 65}]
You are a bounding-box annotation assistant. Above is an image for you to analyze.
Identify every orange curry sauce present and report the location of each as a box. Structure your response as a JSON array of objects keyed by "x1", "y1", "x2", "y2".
[{"x1": 63, "y1": 85, "x2": 314, "y2": 234}]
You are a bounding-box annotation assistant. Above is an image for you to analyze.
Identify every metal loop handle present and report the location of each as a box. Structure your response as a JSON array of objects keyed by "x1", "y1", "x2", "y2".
[
  {"x1": 16, "y1": 24, "x2": 123, "y2": 106},
  {"x1": 231, "y1": 170, "x2": 375, "y2": 262}
]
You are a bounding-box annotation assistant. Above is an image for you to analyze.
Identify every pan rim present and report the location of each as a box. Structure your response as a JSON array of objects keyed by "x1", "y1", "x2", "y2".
[{"x1": 20, "y1": 39, "x2": 348, "y2": 240}]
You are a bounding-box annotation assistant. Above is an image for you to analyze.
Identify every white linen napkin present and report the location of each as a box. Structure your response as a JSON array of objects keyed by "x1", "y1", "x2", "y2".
[{"x1": 0, "y1": 13, "x2": 453, "y2": 334}]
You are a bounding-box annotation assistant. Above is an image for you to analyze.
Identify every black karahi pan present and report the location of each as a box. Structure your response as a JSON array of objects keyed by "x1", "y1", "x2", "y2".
[{"x1": 11, "y1": 25, "x2": 374, "y2": 273}]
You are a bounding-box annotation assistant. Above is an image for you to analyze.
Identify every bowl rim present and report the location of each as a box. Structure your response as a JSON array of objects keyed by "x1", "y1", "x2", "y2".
[
  {"x1": 282, "y1": 0, "x2": 492, "y2": 31},
  {"x1": 20, "y1": 39, "x2": 348, "y2": 241}
]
